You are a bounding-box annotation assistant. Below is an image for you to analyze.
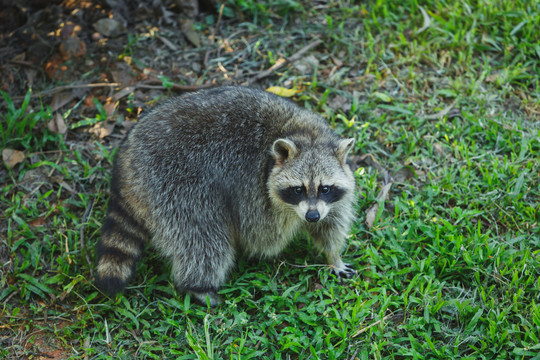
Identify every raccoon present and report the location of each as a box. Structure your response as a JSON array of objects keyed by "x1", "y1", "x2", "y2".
[{"x1": 96, "y1": 86, "x2": 357, "y2": 306}]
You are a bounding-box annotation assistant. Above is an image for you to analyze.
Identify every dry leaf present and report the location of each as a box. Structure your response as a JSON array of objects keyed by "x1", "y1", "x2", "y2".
[
  {"x1": 372, "y1": 92, "x2": 392, "y2": 103},
  {"x1": 113, "y1": 86, "x2": 136, "y2": 101},
  {"x1": 44, "y1": 53, "x2": 63, "y2": 80},
  {"x1": 266, "y1": 86, "x2": 298, "y2": 97},
  {"x1": 89, "y1": 122, "x2": 115, "y2": 139},
  {"x1": 331, "y1": 56, "x2": 343, "y2": 67},
  {"x1": 328, "y1": 95, "x2": 350, "y2": 111},
  {"x1": 365, "y1": 182, "x2": 393, "y2": 229},
  {"x1": 175, "y1": 0, "x2": 199, "y2": 17},
  {"x1": 293, "y1": 54, "x2": 319, "y2": 74},
  {"x1": 29, "y1": 216, "x2": 47, "y2": 227},
  {"x1": 93, "y1": 18, "x2": 126, "y2": 38},
  {"x1": 350, "y1": 153, "x2": 389, "y2": 181},
  {"x1": 25, "y1": 68, "x2": 37, "y2": 87},
  {"x1": 104, "y1": 100, "x2": 118, "y2": 120},
  {"x1": 51, "y1": 92, "x2": 75, "y2": 112},
  {"x1": 416, "y1": 6, "x2": 431, "y2": 34},
  {"x1": 12, "y1": 52, "x2": 25, "y2": 62},
  {"x1": 392, "y1": 166, "x2": 416, "y2": 183},
  {"x1": 59, "y1": 36, "x2": 86, "y2": 60},
  {"x1": 111, "y1": 62, "x2": 135, "y2": 86},
  {"x1": 486, "y1": 72, "x2": 500, "y2": 83},
  {"x1": 180, "y1": 19, "x2": 201, "y2": 47},
  {"x1": 48, "y1": 113, "x2": 68, "y2": 134},
  {"x1": 2, "y1": 148, "x2": 25, "y2": 168},
  {"x1": 433, "y1": 142, "x2": 445, "y2": 156},
  {"x1": 157, "y1": 35, "x2": 179, "y2": 51}
]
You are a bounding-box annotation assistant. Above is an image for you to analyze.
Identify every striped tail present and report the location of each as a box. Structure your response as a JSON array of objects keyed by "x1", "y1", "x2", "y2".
[{"x1": 96, "y1": 197, "x2": 148, "y2": 295}]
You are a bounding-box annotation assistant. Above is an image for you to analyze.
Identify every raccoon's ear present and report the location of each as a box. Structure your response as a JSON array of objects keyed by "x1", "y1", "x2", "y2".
[
  {"x1": 272, "y1": 139, "x2": 298, "y2": 166},
  {"x1": 336, "y1": 138, "x2": 355, "y2": 164}
]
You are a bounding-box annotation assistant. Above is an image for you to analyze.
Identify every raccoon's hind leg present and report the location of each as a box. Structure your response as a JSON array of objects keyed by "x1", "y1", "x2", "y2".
[
  {"x1": 166, "y1": 229, "x2": 236, "y2": 307},
  {"x1": 307, "y1": 223, "x2": 357, "y2": 279},
  {"x1": 96, "y1": 199, "x2": 148, "y2": 295}
]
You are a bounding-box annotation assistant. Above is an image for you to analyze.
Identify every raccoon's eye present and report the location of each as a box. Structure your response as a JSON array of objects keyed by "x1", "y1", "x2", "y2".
[
  {"x1": 294, "y1": 187, "x2": 303, "y2": 194},
  {"x1": 320, "y1": 185, "x2": 331, "y2": 194}
]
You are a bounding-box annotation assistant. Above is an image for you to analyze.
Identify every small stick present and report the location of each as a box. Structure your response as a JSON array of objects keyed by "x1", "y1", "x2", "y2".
[
  {"x1": 10, "y1": 80, "x2": 215, "y2": 102},
  {"x1": 204, "y1": 3, "x2": 225, "y2": 68},
  {"x1": 248, "y1": 38, "x2": 323, "y2": 84},
  {"x1": 422, "y1": 100, "x2": 458, "y2": 120},
  {"x1": 136, "y1": 80, "x2": 214, "y2": 92},
  {"x1": 352, "y1": 313, "x2": 393, "y2": 338},
  {"x1": 8, "y1": 59, "x2": 40, "y2": 69},
  {"x1": 11, "y1": 83, "x2": 122, "y2": 100}
]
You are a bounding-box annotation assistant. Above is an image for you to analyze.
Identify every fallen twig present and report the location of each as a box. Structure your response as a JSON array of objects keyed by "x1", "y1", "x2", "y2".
[
  {"x1": 12, "y1": 83, "x2": 121, "y2": 100},
  {"x1": 422, "y1": 100, "x2": 458, "y2": 120},
  {"x1": 204, "y1": 3, "x2": 225, "y2": 68},
  {"x1": 248, "y1": 38, "x2": 323, "y2": 84},
  {"x1": 137, "y1": 79, "x2": 215, "y2": 91},
  {"x1": 157, "y1": 35, "x2": 179, "y2": 51},
  {"x1": 8, "y1": 59, "x2": 40, "y2": 69},
  {"x1": 10, "y1": 80, "x2": 215, "y2": 102},
  {"x1": 352, "y1": 313, "x2": 394, "y2": 338},
  {"x1": 349, "y1": 348, "x2": 359, "y2": 360}
]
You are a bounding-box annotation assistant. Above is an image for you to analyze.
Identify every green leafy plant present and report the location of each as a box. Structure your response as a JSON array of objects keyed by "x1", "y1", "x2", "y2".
[{"x1": 0, "y1": 90, "x2": 58, "y2": 151}]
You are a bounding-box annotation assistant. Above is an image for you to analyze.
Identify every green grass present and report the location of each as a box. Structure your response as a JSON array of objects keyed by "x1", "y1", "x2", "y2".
[{"x1": 1, "y1": 0, "x2": 539, "y2": 358}]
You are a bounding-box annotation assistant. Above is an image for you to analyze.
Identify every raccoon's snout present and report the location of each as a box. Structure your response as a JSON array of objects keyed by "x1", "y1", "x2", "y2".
[{"x1": 305, "y1": 210, "x2": 320, "y2": 222}]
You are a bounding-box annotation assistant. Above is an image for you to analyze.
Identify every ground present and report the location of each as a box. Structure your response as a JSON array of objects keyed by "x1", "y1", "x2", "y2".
[{"x1": 0, "y1": 0, "x2": 539, "y2": 359}]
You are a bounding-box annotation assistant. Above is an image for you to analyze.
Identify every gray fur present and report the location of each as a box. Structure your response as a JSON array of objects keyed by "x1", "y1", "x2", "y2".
[{"x1": 96, "y1": 86, "x2": 357, "y2": 306}]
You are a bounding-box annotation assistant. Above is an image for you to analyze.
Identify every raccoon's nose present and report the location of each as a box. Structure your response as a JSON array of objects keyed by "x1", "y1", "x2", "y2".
[{"x1": 305, "y1": 210, "x2": 320, "y2": 223}]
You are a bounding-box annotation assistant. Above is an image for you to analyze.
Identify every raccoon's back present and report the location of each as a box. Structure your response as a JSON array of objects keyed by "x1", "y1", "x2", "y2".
[{"x1": 125, "y1": 87, "x2": 327, "y2": 202}]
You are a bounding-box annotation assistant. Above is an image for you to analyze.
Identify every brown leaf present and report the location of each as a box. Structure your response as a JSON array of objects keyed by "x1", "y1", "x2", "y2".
[
  {"x1": 12, "y1": 52, "x2": 25, "y2": 62},
  {"x1": 89, "y1": 122, "x2": 115, "y2": 139},
  {"x1": 175, "y1": 0, "x2": 199, "y2": 17},
  {"x1": 112, "y1": 86, "x2": 136, "y2": 101},
  {"x1": 328, "y1": 95, "x2": 350, "y2": 111},
  {"x1": 48, "y1": 113, "x2": 68, "y2": 134},
  {"x1": 180, "y1": 19, "x2": 201, "y2": 47},
  {"x1": 60, "y1": 23, "x2": 76, "y2": 39},
  {"x1": 313, "y1": 282, "x2": 324, "y2": 290},
  {"x1": 103, "y1": 100, "x2": 118, "y2": 120},
  {"x1": 83, "y1": 96, "x2": 95, "y2": 108},
  {"x1": 29, "y1": 216, "x2": 47, "y2": 227},
  {"x1": 59, "y1": 36, "x2": 86, "y2": 60},
  {"x1": 486, "y1": 72, "x2": 500, "y2": 83},
  {"x1": 51, "y1": 92, "x2": 75, "y2": 112},
  {"x1": 93, "y1": 18, "x2": 126, "y2": 38},
  {"x1": 331, "y1": 56, "x2": 343, "y2": 67},
  {"x1": 392, "y1": 166, "x2": 416, "y2": 183},
  {"x1": 25, "y1": 68, "x2": 37, "y2": 87},
  {"x1": 2, "y1": 148, "x2": 25, "y2": 168},
  {"x1": 44, "y1": 54, "x2": 63, "y2": 80},
  {"x1": 350, "y1": 154, "x2": 389, "y2": 180},
  {"x1": 111, "y1": 62, "x2": 135, "y2": 86},
  {"x1": 433, "y1": 142, "x2": 445, "y2": 156},
  {"x1": 365, "y1": 182, "x2": 393, "y2": 230}
]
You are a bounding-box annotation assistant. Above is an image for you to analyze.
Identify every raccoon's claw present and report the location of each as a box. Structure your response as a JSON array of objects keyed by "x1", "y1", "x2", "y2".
[{"x1": 330, "y1": 263, "x2": 357, "y2": 279}]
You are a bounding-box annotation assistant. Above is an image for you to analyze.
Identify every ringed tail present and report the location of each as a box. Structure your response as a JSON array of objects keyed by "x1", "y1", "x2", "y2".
[{"x1": 96, "y1": 196, "x2": 147, "y2": 295}]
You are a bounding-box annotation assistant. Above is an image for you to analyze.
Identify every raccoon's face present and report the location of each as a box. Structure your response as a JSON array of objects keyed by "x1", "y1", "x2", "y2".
[{"x1": 268, "y1": 136, "x2": 355, "y2": 223}]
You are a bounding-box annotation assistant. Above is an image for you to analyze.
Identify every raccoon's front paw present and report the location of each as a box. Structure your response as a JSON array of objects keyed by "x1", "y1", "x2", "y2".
[{"x1": 330, "y1": 263, "x2": 357, "y2": 279}]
